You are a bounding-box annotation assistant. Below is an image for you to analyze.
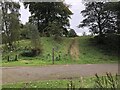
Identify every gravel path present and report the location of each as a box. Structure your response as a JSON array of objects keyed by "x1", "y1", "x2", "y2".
[{"x1": 1, "y1": 64, "x2": 119, "y2": 84}]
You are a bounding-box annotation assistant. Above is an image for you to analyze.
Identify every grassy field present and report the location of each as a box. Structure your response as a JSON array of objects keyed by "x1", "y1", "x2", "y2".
[{"x1": 1, "y1": 36, "x2": 118, "y2": 66}]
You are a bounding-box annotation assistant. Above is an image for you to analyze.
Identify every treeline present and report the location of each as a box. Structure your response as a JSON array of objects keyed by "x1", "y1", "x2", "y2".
[{"x1": 1, "y1": 1, "x2": 20, "y2": 51}]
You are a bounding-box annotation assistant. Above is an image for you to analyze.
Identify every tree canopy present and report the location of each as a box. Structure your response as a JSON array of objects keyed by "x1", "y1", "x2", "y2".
[
  {"x1": 104, "y1": 2, "x2": 120, "y2": 34},
  {"x1": 79, "y1": 2, "x2": 117, "y2": 36},
  {"x1": 24, "y1": 2, "x2": 73, "y2": 36}
]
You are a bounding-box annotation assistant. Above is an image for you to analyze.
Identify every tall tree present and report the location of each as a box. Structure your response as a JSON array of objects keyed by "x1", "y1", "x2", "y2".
[
  {"x1": 104, "y1": 2, "x2": 120, "y2": 34},
  {"x1": 27, "y1": 23, "x2": 41, "y2": 50},
  {"x1": 24, "y1": 2, "x2": 72, "y2": 36},
  {"x1": 1, "y1": 0, "x2": 20, "y2": 51},
  {"x1": 79, "y1": 2, "x2": 117, "y2": 36}
]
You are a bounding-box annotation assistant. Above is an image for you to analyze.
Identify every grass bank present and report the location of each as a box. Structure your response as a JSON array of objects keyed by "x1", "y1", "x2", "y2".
[{"x1": 2, "y1": 36, "x2": 118, "y2": 66}]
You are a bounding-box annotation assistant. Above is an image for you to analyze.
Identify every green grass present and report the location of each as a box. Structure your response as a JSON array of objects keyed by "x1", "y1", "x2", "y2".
[
  {"x1": 2, "y1": 74, "x2": 120, "y2": 88},
  {"x1": 78, "y1": 36, "x2": 118, "y2": 64},
  {"x1": 2, "y1": 77, "x2": 95, "y2": 88},
  {"x1": 2, "y1": 37, "x2": 72, "y2": 66},
  {"x1": 1, "y1": 36, "x2": 118, "y2": 66}
]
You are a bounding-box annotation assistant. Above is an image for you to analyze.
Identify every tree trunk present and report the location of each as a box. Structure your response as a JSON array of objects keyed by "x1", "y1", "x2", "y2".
[
  {"x1": 117, "y1": 12, "x2": 120, "y2": 34},
  {"x1": 97, "y1": 14, "x2": 104, "y2": 44},
  {"x1": 37, "y1": 17, "x2": 40, "y2": 33},
  {"x1": 98, "y1": 16, "x2": 103, "y2": 36},
  {"x1": 8, "y1": 41, "x2": 13, "y2": 51}
]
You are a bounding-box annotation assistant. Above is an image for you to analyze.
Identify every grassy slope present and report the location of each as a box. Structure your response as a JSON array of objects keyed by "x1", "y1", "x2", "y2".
[
  {"x1": 2, "y1": 36, "x2": 118, "y2": 66},
  {"x1": 78, "y1": 36, "x2": 118, "y2": 64},
  {"x1": 2, "y1": 37, "x2": 72, "y2": 66}
]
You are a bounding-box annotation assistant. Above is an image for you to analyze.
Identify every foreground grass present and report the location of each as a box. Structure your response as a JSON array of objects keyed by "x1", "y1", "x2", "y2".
[
  {"x1": 2, "y1": 74, "x2": 120, "y2": 88},
  {"x1": 2, "y1": 77, "x2": 95, "y2": 88},
  {"x1": 2, "y1": 36, "x2": 118, "y2": 66}
]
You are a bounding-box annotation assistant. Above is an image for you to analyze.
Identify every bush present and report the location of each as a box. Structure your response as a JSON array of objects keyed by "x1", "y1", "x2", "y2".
[
  {"x1": 21, "y1": 48, "x2": 42, "y2": 57},
  {"x1": 68, "y1": 29, "x2": 77, "y2": 37}
]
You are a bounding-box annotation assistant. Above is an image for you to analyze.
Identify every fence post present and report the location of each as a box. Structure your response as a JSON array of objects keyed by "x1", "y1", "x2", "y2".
[{"x1": 52, "y1": 48, "x2": 54, "y2": 64}]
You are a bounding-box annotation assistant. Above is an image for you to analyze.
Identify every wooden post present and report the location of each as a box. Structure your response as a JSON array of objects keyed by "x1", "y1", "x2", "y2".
[{"x1": 52, "y1": 48, "x2": 54, "y2": 64}]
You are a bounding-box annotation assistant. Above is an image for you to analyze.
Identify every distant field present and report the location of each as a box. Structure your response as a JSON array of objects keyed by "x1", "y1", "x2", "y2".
[{"x1": 1, "y1": 36, "x2": 118, "y2": 66}]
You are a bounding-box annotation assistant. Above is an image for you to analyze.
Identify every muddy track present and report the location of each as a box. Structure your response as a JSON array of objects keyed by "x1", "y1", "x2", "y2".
[
  {"x1": 68, "y1": 38, "x2": 80, "y2": 60},
  {"x1": 1, "y1": 64, "x2": 118, "y2": 84}
]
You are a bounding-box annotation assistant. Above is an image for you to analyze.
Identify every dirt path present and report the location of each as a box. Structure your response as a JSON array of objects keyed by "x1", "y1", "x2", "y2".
[
  {"x1": 69, "y1": 38, "x2": 80, "y2": 60},
  {"x1": 1, "y1": 64, "x2": 118, "y2": 84}
]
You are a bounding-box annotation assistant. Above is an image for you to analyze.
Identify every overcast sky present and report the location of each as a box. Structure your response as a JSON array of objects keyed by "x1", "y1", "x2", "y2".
[{"x1": 19, "y1": 0, "x2": 90, "y2": 36}]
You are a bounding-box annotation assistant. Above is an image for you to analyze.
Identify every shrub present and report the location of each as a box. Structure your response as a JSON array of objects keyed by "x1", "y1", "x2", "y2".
[
  {"x1": 68, "y1": 29, "x2": 77, "y2": 37},
  {"x1": 21, "y1": 48, "x2": 42, "y2": 57}
]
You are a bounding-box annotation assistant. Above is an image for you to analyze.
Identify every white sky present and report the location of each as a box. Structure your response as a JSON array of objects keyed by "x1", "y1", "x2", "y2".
[{"x1": 19, "y1": 0, "x2": 90, "y2": 36}]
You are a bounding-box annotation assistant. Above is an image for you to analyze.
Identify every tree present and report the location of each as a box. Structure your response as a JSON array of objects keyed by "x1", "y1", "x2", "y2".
[
  {"x1": 24, "y1": 2, "x2": 72, "y2": 36},
  {"x1": 68, "y1": 29, "x2": 77, "y2": 37},
  {"x1": 29, "y1": 23, "x2": 41, "y2": 50},
  {"x1": 43, "y1": 20, "x2": 64, "y2": 40},
  {"x1": 20, "y1": 23, "x2": 31, "y2": 39},
  {"x1": 79, "y1": 2, "x2": 117, "y2": 36},
  {"x1": 21, "y1": 23, "x2": 42, "y2": 57},
  {"x1": 104, "y1": 2, "x2": 120, "y2": 34},
  {"x1": 1, "y1": 1, "x2": 20, "y2": 51}
]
